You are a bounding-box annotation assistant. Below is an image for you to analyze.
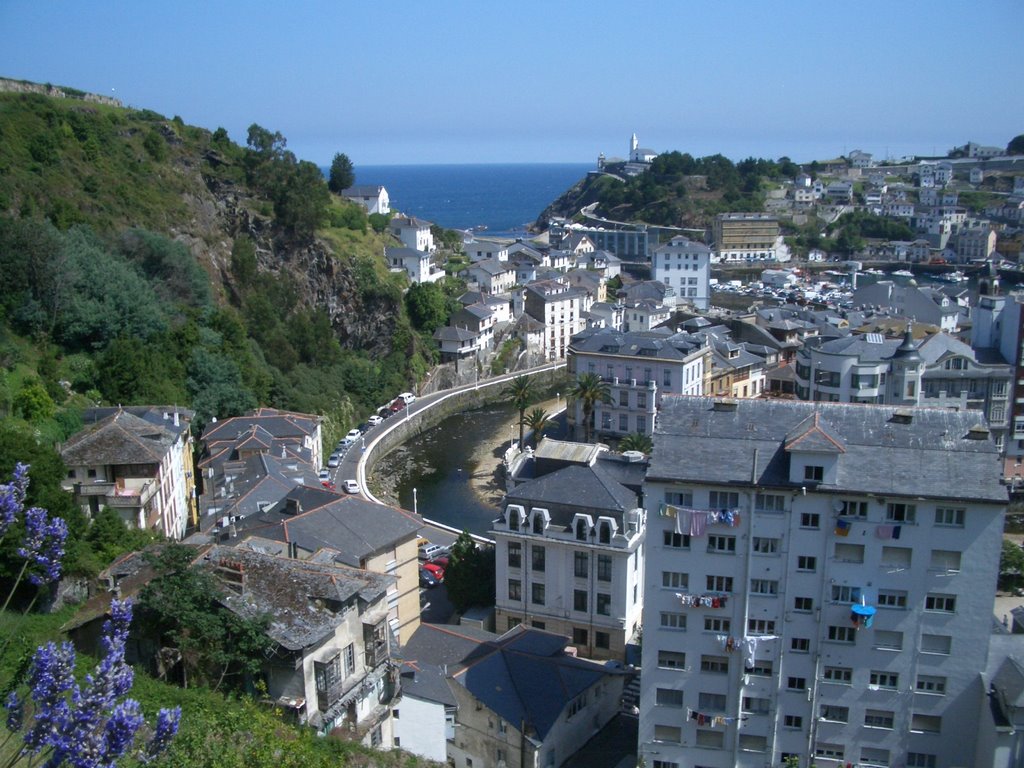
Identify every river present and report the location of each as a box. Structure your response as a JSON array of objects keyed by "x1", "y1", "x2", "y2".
[{"x1": 369, "y1": 399, "x2": 566, "y2": 537}]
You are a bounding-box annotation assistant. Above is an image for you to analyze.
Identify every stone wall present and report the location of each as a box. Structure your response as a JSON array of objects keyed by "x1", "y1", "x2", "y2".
[{"x1": 0, "y1": 77, "x2": 123, "y2": 108}]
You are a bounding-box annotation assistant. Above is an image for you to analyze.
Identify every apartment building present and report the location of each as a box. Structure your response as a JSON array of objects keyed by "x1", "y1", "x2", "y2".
[
  {"x1": 639, "y1": 396, "x2": 1006, "y2": 768},
  {"x1": 524, "y1": 278, "x2": 587, "y2": 360},
  {"x1": 492, "y1": 440, "x2": 646, "y2": 660},
  {"x1": 652, "y1": 237, "x2": 712, "y2": 310},
  {"x1": 712, "y1": 213, "x2": 781, "y2": 263},
  {"x1": 567, "y1": 327, "x2": 709, "y2": 439}
]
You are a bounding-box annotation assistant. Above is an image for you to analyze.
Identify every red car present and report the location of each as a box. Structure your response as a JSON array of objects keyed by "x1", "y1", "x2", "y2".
[
  {"x1": 421, "y1": 561, "x2": 445, "y2": 583},
  {"x1": 428, "y1": 555, "x2": 449, "y2": 570},
  {"x1": 389, "y1": 399, "x2": 406, "y2": 413}
]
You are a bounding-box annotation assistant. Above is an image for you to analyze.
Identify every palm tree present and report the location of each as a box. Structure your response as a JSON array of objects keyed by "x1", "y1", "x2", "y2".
[
  {"x1": 619, "y1": 432, "x2": 653, "y2": 455},
  {"x1": 502, "y1": 375, "x2": 536, "y2": 448},
  {"x1": 568, "y1": 372, "x2": 610, "y2": 443},
  {"x1": 522, "y1": 407, "x2": 553, "y2": 448}
]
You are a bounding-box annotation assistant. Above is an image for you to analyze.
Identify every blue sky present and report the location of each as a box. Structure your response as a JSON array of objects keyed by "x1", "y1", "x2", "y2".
[{"x1": 2, "y1": 1, "x2": 1022, "y2": 166}]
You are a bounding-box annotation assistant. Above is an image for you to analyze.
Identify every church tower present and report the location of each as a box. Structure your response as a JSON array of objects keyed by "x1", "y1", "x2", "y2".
[
  {"x1": 630, "y1": 133, "x2": 638, "y2": 160},
  {"x1": 889, "y1": 324, "x2": 924, "y2": 405}
]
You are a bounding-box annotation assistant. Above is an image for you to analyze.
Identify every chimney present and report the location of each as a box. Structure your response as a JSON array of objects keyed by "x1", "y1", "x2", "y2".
[
  {"x1": 285, "y1": 498, "x2": 302, "y2": 516},
  {"x1": 174, "y1": 410, "x2": 179, "y2": 427}
]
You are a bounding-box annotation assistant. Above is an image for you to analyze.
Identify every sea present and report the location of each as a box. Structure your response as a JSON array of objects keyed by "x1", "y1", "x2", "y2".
[{"x1": 352, "y1": 163, "x2": 592, "y2": 237}]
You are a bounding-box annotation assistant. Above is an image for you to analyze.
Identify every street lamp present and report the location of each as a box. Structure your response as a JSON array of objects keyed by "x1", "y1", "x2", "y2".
[
  {"x1": 413, "y1": 487, "x2": 418, "y2": 516},
  {"x1": 510, "y1": 424, "x2": 515, "y2": 451}
]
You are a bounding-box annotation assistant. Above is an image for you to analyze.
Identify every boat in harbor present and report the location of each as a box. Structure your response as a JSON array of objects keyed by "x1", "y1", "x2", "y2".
[{"x1": 936, "y1": 270, "x2": 968, "y2": 283}]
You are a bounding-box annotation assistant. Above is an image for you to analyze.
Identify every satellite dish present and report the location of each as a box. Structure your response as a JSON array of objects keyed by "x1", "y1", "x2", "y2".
[{"x1": 832, "y1": 500, "x2": 844, "y2": 513}]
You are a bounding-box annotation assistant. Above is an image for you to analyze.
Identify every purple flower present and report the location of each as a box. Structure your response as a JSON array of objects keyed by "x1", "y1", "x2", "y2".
[
  {"x1": 102, "y1": 699, "x2": 144, "y2": 763},
  {"x1": 23, "y1": 640, "x2": 76, "y2": 752},
  {"x1": 140, "y1": 706, "x2": 181, "y2": 763},
  {"x1": 17, "y1": 506, "x2": 68, "y2": 585},
  {"x1": 5, "y1": 691, "x2": 23, "y2": 732},
  {"x1": 0, "y1": 462, "x2": 31, "y2": 538}
]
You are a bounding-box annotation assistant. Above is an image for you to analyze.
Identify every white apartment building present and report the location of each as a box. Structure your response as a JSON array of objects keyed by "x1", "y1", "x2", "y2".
[
  {"x1": 639, "y1": 396, "x2": 1006, "y2": 768},
  {"x1": 492, "y1": 441, "x2": 646, "y2": 660},
  {"x1": 567, "y1": 327, "x2": 709, "y2": 439},
  {"x1": 524, "y1": 278, "x2": 587, "y2": 360},
  {"x1": 652, "y1": 237, "x2": 712, "y2": 311},
  {"x1": 389, "y1": 215, "x2": 435, "y2": 253}
]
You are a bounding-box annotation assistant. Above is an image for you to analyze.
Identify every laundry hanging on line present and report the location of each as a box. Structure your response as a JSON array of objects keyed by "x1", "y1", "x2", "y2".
[
  {"x1": 675, "y1": 592, "x2": 728, "y2": 609},
  {"x1": 665, "y1": 504, "x2": 741, "y2": 537},
  {"x1": 687, "y1": 708, "x2": 748, "y2": 727}
]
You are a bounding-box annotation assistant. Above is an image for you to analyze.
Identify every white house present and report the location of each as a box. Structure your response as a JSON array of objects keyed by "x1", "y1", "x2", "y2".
[
  {"x1": 385, "y1": 247, "x2": 444, "y2": 284},
  {"x1": 523, "y1": 278, "x2": 586, "y2": 360},
  {"x1": 389, "y1": 215, "x2": 435, "y2": 253},
  {"x1": 341, "y1": 185, "x2": 390, "y2": 215},
  {"x1": 464, "y1": 239, "x2": 510, "y2": 263},
  {"x1": 466, "y1": 258, "x2": 516, "y2": 295}
]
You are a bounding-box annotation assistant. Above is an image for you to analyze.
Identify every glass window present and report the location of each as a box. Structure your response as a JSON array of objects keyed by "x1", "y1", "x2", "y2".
[
  {"x1": 531, "y1": 545, "x2": 545, "y2": 572},
  {"x1": 700, "y1": 655, "x2": 728, "y2": 674},
  {"x1": 597, "y1": 554, "x2": 612, "y2": 581},
  {"x1": 508, "y1": 579, "x2": 521, "y2": 601},
  {"x1": 597, "y1": 593, "x2": 611, "y2": 615},
  {"x1": 660, "y1": 612, "x2": 686, "y2": 630},
  {"x1": 657, "y1": 650, "x2": 686, "y2": 669},
  {"x1": 864, "y1": 709, "x2": 894, "y2": 729},
  {"x1": 935, "y1": 507, "x2": 964, "y2": 527},
  {"x1": 508, "y1": 542, "x2": 521, "y2": 568},
  {"x1": 656, "y1": 688, "x2": 684, "y2": 708},
  {"x1": 531, "y1": 583, "x2": 545, "y2": 605},
  {"x1": 573, "y1": 590, "x2": 587, "y2": 612},
  {"x1": 870, "y1": 671, "x2": 898, "y2": 689},
  {"x1": 574, "y1": 551, "x2": 588, "y2": 578},
  {"x1": 823, "y1": 666, "x2": 852, "y2": 684},
  {"x1": 794, "y1": 596, "x2": 813, "y2": 612}
]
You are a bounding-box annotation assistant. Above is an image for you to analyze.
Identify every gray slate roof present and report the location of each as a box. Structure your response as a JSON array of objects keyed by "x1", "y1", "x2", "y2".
[
  {"x1": 649, "y1": 397, "x2": 1006, "y2": 504},
  {"x1": 504, "y1": 464, "x2": 640, "y2": 525},
  {"x1": 62, "y1": 410, "x2": 176, "y2": 466}
]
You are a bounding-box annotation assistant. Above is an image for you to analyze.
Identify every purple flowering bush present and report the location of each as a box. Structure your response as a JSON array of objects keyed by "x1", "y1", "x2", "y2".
[{"x1": 4, "y1": 599, "x2": 180, "y2": 767}]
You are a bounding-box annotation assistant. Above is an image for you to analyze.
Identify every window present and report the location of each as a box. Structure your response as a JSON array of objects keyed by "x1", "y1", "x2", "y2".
[
  {"x1": 783, "y1": 714, "x2": 803, "y2": 729},
  {"x1": 815, "y1": 744, "x2": 844, "y2": 760},
  {"x1": 656, "y1": 688, "x2": 684, "y2": 708},
  {"x1": 750, "y1": 579, "x2": 778, "y2": 595},
  {"x1": 532, "y1": 545, "x2": 545, "y2": 572},
  {"x1": 508, "y1": 542, "x2": 521, "y2": 568},
  {"x1": 597, "y1": 554, "x2": 612, "y2": 581},
  {"x1": 700, "y1": 655, "x2": 728, "y2": 674},
  {"x1": 508, "y1": 579, "x2": 521, "y2": 601},
  {"x1": 738, "y1": 734, "x2": 767, "y2": 752},
  {"x1": 870, "y1": 671, "x2": 898, "y2": 689},
  {"x1": 662, "y1": 530, "x2": 690, "y2": 549},
  {"x1": 572, "y1": 627, "x2": 588, "y2": 645},
  {"x1": 704, "y1": 616, "x2": 731, "y2": 633},
  {"x1": 507, "y1": 617, "x2": 521, "y2": 630},
  {"x1": 742, "y1": 696, "x2": 770, "y2": 714},
  {"x1": 695, "y1": 729, "x2": 723, "y2": 749},
  {"x1": 595, "y1": 631, "x2": 610, "y2": 649},
  {"x1": 840, "y1": 499, "x2": 868, "y2": 518},
  {"x1": 573, "y1": 551, "x2": 588, "y2": 578},
  {"x1": 532, "y1": 513, "x2": 545, "y2": 534},
  {"x1": 920, "y1": 633, "x2": 952, "y2": 655},
  {"x1": 907, "y1": 754, "x2": 937, "y2": 768},
  {"x1": 911, "y1": 713, "x2": 942, "y2": 733},
  {"x1": 653, "y1": 724, "x2": 681, "y2": 743},
  {"x1": 800, "y1": 512, "x2": 820, "y2": 528},
  {"x1": 575, "y1": 518, "x2": 588, "y2": 540},
  {"x1": 531, "y1": 583, "x2": 545, "y2": 605},
  {"x1": 660, "y1": 612, "x2": 686, "y2": 630},
  {"x1": 787, "y1": 676, "x2": 806, "y2": 691},
  {"x1": 597, "y1": 593, "x2": 610, "y2": 615},
  {"x1": 662, "y1": 571, "x2": 688, "y2": 589},
  {"x1": 804, "y1": 465, "x2": 824, "y2": 482},
  {"x1": 819, "y1": 704, "x2": 849, "y2": 722},
  {"x1": 831, "y1": 584, "x2": 862, "y2": 603},
  {"x1": 874, "y1": 630, "x2": 903, "y2": 650},
  {"x1": 930, "y1": 549, "x2": 961, "y2": 572},
  {"x1": 748, "y1": 660, "x2": 772, "y2": 676},
  {"x1": 925, "y1": 594, "x2": 956, "y2": 613},
  {"x1": 706, "y1": 575, "x2": 733, "y2": 592},
  {"x1": 709, "y1": 491, "x2": 739, "y2": 509},
  {"x1": 707, "y1": 535, "x2": 736, "y2": 553},
  {"x1": 833, "y1": 543, "x2": 864, "y2": 563},
  {"x1": 886, "y1": 502, "x2": 916, "y2": 523},
  {"x1": 794, "y1": 596, "x2": 813, "y2": 612},
  {"x1": 864, "y1": 709, "x2": 894, "y2": 729},
  {"x1": 665, "y1": 490, "x2": 693, "y2": 506},
  {"x1": 754, "y1": 493, "x2": 785, "y2": 513},
  {"x1": 791, "y1": 637, "x2": 810, "y2": 653},
  {"x1": 877, "y1": 589, "x2": 908, "y2": 608},
  {"x1": 935, "y1": 507, "x2": 964, "y2": 527},
  {"x1": 573, "y1": 590, "x2": 587, "y2": 612},
  {"x1": 827, "y1": 626, "x2": 856, "y2": 644},
  {"x1": 797, "y1": 555, "x2": 816, "y2": 571},
  {"x1": 657, "y1": 650, "x2": 686, "y2": 669},
  {"x1": 663, "y1": 369, "x2": 672, "y2": 387},
  {"x1": 748, "y1": 619, "x2": 776, "y2": 635},
  {"x1": 915, "y1": 675, "x2": 947, "y2": 695},
  {"x1": 881, "y1": 546, "x2": 912, "y2": 568},
  {"x1": 531, "y1": 620, "x2": 545, "y2": 630},
  {"x1": 618, "y1": 414, "x2": 628, "y2": 431},
  {"x1": 752, "y1": 537, "x2": 779, "y2": 554},
  {"x1": 823, "y1": 666, "x2": 852, "y2": 684},
  {"x1": 698, "y1": 692, "x2": 726, "y2": 711},
  {"x1": 860, "y1": 747, "x2": 891, "y2": 767}
]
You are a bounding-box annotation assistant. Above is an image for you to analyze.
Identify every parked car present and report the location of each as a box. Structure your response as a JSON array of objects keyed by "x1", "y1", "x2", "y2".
[
  {"x1": 367, "y1": 415, "x2": 383, "y2": 427},
  {"x1": 421, "y1": 561, "x2": 444, "y2": 583},
  {"x1": 327, "y1": 454, "x2": 340, "y2": 468},
  {"x1": 419, "y1": 542, "x2": 447, "y2": 561},
  {"x1": 320, "y1": 481, "x2": 336, "y2": 491},
  {"x1": 342, "y1": 479, "x2": 360, "y2": 494},
  {"x1": 428, "y1": 555, "x2": 449, "y2": 570},
  {"x1": 419, "y1": 566, "x2": 439, "y2": 589},
  {"x1": 389, "y1": 399, "x2": 406, "y2": 414},
  {"x1": 318, "y1": 468, "x2": 330, "y2": 481},
  {"x1": 398, "y1": 392, "x2": 416, "y2": 405},
  {"x1": 345, "y1": 428, "x2": 362, "y2": 442}
]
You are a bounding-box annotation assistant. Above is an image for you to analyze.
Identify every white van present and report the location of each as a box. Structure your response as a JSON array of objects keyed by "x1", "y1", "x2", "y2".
[{"x1": 398, "y1": 392, "x2": 416, "y2": 406}]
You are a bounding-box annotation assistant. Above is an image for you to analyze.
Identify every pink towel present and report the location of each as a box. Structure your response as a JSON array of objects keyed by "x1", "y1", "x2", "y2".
[{"x1": 690, "y1": 511, "x2": 707, "y2": 537}]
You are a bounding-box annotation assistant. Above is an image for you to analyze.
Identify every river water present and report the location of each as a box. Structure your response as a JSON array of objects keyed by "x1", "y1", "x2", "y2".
[{"x1": 369, "y1": 399, "x2": 567, "y2": 537}]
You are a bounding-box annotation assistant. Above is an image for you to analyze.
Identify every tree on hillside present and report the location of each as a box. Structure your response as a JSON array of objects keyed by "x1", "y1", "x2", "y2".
[
  {"x1": 522, "y1": 407, "x2": 553, "y2": 448},
  {"x1": 1009, "y1": 134, "x2": 1024, "y2": 156},
  {"x1": 1000, "y1": 539, "x2": 1024, "y2": 590},
  {"x1": 405, "y1": 282, "x2": 448, "y2": 333},
  {"x1": 568, "y1": 372, "x2": 610, "y2": 444},
  {"x1": 502, "y1": 375, "x2": 536, "y2": 448},
  {"x1": 328, "y1": 152, "x2": 355, "y2": 194}
]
